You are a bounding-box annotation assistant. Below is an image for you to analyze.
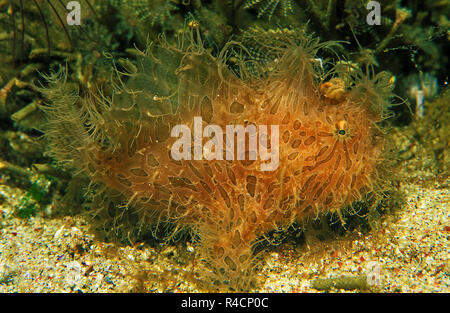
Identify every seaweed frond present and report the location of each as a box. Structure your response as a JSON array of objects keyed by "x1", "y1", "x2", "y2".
[{"x1": 243, "y1": 0, "x2": 294, "y2": 19}]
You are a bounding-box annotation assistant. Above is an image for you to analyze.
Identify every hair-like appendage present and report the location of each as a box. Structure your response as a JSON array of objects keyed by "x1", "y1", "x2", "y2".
[
  {"x1": 38, "y1": 70, "x2": 91, "y2": 170},
  {"x1": 40, "y1": 27, "x2": 394, "y2": 291}
]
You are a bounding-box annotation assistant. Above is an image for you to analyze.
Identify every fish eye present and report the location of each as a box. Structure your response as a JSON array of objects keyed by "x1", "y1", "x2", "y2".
[{"x1": 336, "y1": 120, "x2": 348, "y2": 137}]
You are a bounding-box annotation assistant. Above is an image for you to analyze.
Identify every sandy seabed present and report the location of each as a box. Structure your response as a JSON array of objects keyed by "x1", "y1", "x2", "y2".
[{"x1": 0, "y1": 158, "x2": 448, "y2": 293}]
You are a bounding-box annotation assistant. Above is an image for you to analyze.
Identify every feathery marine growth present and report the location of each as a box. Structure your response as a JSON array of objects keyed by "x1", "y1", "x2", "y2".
[{"x1": 40, "y1": 28, "x2": 395, "y2": 291}]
